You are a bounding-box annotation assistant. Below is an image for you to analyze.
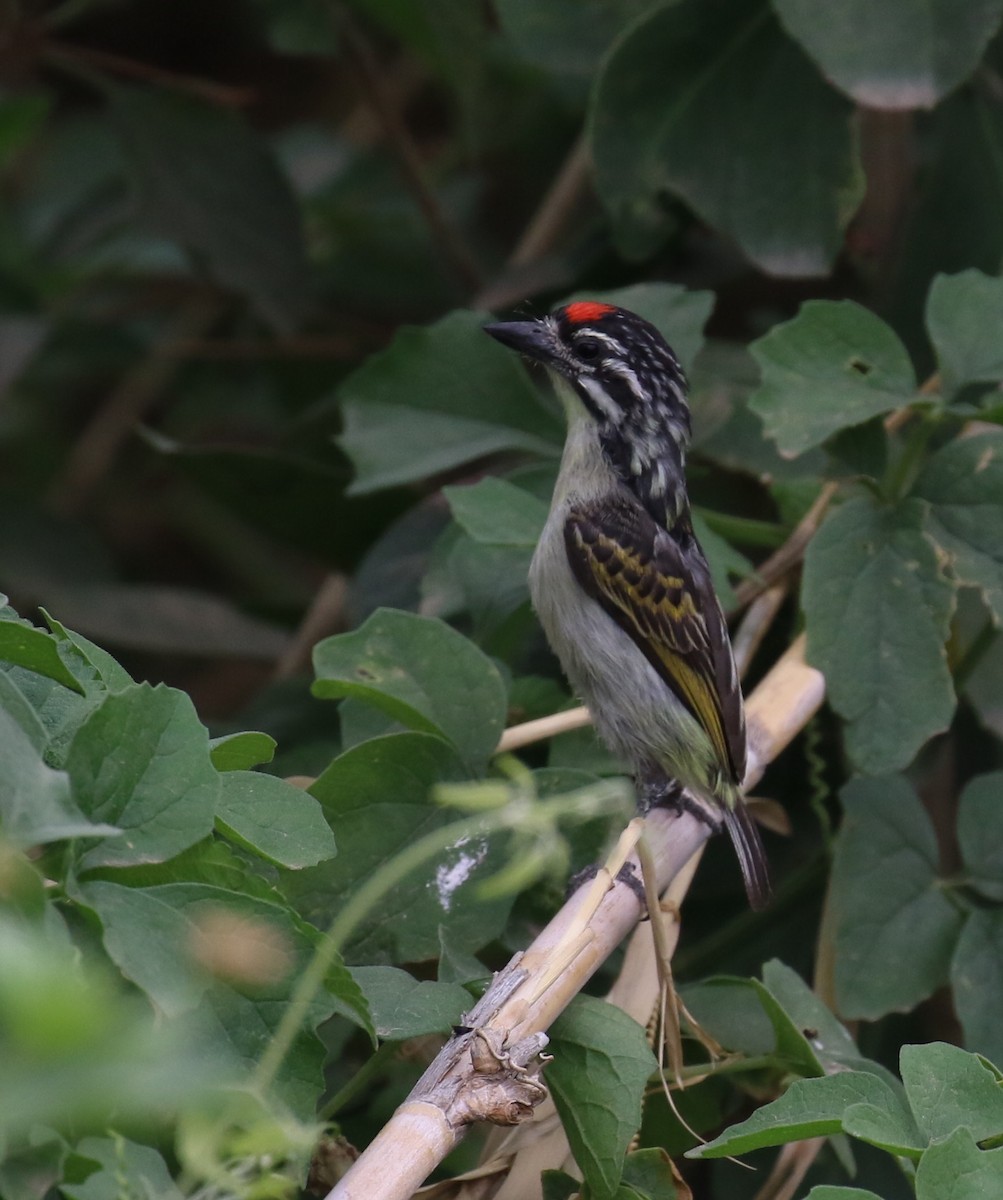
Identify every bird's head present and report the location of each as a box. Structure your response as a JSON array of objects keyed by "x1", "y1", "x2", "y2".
[{"x1": 485, "y1": 302, "x2": 692, "y2": 518}]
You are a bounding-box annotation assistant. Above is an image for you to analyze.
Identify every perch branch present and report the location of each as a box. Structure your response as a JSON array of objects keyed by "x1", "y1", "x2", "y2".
[{"x1": 326, "y1": 634, "x2": 825, "y2": 1200}]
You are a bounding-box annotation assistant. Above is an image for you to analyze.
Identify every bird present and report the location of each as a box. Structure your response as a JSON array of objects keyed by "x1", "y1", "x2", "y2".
[{"x1": 484, "y1": 301, "x2": 770, "y2": 909}]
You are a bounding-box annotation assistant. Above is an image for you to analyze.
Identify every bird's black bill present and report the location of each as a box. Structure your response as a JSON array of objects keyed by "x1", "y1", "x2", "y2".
[{"x1": 483, "y1": 320, "x2": 555, "y2": 366}]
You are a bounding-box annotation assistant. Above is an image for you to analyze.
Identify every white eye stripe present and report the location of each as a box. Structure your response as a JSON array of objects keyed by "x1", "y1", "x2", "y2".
[{"x1": 576, "y1": 330, "x2": 626, "y2": 356}]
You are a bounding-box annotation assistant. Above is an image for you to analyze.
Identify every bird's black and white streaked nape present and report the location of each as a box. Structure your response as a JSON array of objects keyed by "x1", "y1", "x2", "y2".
[{"x1": 484, "y1": 301, "x2": 770, "y2": 909}]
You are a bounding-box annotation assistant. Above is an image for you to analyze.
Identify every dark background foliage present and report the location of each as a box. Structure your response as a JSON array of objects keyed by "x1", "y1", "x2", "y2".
[{"x1": 2, "y1": 1, "x2": 1003, "y2": 1198}]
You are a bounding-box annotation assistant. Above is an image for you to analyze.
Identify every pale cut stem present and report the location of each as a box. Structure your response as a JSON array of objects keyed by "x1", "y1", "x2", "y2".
[{"x1": 326, "y1": 636, "x2": 825, "y2": 1200}]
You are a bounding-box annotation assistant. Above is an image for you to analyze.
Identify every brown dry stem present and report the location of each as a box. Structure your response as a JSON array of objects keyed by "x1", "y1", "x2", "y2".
[{"x1": 326, "y1": 635, "x2": 825, "y2": 1200}]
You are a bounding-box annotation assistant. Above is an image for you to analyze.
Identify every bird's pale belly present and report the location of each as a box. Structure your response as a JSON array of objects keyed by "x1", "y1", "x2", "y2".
[{"x1": 528, "y1": 517, "x2": 716, "y2": 793}]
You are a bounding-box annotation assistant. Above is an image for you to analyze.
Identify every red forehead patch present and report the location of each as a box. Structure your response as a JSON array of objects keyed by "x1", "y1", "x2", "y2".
[{"x1": 564, "y1": 301, "x2": 616, "y2": 325}]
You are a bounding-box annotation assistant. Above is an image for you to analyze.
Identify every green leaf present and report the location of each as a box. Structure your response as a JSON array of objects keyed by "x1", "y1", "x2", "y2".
[
  {"x1": 688, "y1": 1071, "x2": 904, "y2": 1158},
  {"x1": 841, "y1": 1096, "x2": 925, "y2": 1158},
  {"x1": 0, "y1": 91, "x2": 51, "y2": 164},
  {"x1": 445, "y1": 477, "x2": 549, "y2": 546},
  {"x1": 773, "y1": 0, "x2": 1003, "y2": 109},
  {"x1": 247, "y1": 0, "x2": 339, "y2": 55},
  {"x1": 802, "y1": 496, "x2": 956, "y2": 772},
  {"x1": 43, "y1": 613, "x2": 135, "y2": 693},
  {"x1": 312, "y1": 608, "x2": 508, "y2": 770},
  {"x1": 215, "y1": 771, "x2": 336, "y2": 870},
  {"x1": 0, "y1": 696, "x2": 119, "y2": 847},
  {"x1": 619, "y1": 1148, "x2": 682, "y2": 1200},
  {"x1": 209, "y1": 730, "x2": 277, "y2": 772},
  {"x1": 750, "y1": 301, "x2": 916, "y2": 456},
  {"x1": 589, "y1": 0, "x2": 863, "y2": 273},
  {"x1": 915, "y1": 1128, "x2": 1003, "y2": 1200},
  {"x1": 108, "y1": 85, "x2": 311, "y2": 331},
  {"x1": 350, "y1": 966, "x2": 470, "y2": 1039},
  {"x1": 914, "y1": 430, "x2": 1003, "y2": 622},
  {"x1": 804, "y1": 1190, "x2": 886, "y2": 1200},
  {"x1": 560, "y1": 282, "x2": 715, "y2": 374},
  {"x1": 281, "y1": 733, "x2": 514, "y2": 963},
  {"x1": 62, "y1": 1136, "x2": 182, "y2": 1200},
  {"x1": 548, "y1": 995, "x2": 658, "y2": 1200},
  {"x1": 76, "y1": 880, "x2": 207, "y2": 1017},
  {"x1": 690, "y1": 509, "x2": 752, "y2": 610},
  {"x1": 953, "y1": 910, "x2": 1003, "y2": 1067},
  {"x1": 0, "y1": 617, "x2": 85, "y2": 694},
  {"x1": 337, "y1": 310, "x2": 562, "y2": 494},
  {"x1": 900, "y1": 1041, "x2": 1003, "y2": 1145},
  {"x1": 66, "y1": 683, "x2": 219, "y2": 870},
  {"x1": 957, "y1": 771, "x2": 1003, "y2": 901},
  {"x1": 926, "y1": 270, "x2": 1003, "y2": 392},
  {"x1": 831, "y1": 776, "x2": 963, "y2": 1018},
  {"x1": 495, "y1": 0, "x2": 652, "y2": 82},
  {"x1": 760, "y1": 960, "x2": 896, "y2": 1081},
  {"x1": 77, "y1": 880, "x2": 373, "y2": 1112}
]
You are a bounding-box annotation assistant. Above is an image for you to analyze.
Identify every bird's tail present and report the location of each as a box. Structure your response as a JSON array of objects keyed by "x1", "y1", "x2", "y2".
[{"x1": 723, "y1": 803, "x2": 771, "y2": 911}]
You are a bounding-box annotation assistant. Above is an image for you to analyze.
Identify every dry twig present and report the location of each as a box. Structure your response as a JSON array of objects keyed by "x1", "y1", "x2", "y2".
[{"x1": 327, "y1": 634, "x2": 825, "y2": 1200}]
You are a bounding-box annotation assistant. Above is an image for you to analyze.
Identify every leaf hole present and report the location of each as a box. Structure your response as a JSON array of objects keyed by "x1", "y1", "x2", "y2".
[
  {"x1": 849, "y1": 357, "x2": 872, "y2": 376},
  {"x1": 355, "y1": 666, "x2": 376, "y2": 680}
]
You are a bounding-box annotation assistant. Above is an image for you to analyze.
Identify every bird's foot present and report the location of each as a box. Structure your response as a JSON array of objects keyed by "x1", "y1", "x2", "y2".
[
  {"x1": 639, "y1": 778, "x2": 724, "y2": 836},
  {"x1": 566, "y1": 860, "x2": 646, "y2": 907}
]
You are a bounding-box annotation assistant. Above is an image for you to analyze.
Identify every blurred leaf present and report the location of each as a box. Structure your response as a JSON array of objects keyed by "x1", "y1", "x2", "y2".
[
  {"x1": 802, "y1": 496, "x2": 955, "y2": 772},
  {"x1": 209, "y1": 731, "x2": 277, "y2": 772},
  {"x1": 215, "y1": 771, "x2": 336, "y2": 870},
  {"x1": 914, "y1": 1127, "x2": 1003, "y2": 1200},
  {"x1": 0, "y1": 915, "x2": 227, "y2": 1138},
  {"x1": 0, "y1": 316, "x2": 48, "y2": 398},
  {"x1": 281, "y1": 733, "x2": 514, "y2": 963},
  {"x1": 422, "y1": 530, "x2": 534, "y2": 640},
  {"x1": 248, "y1": 0, "x2": 339, "y2": 54},
  {"x1": 549, "y1": 995, "x2": 658, "y2": 1200},
  {"x1": 444, "y1": 477, "x2": 548, "y2": 545},
  {"x1": 0, "y1": 93, "x2": 51, "y2": 164},
  {"x1": 690, "y1": 510, "x2": 752, "y2": 610},
  {"x1": 0, "y1": 617, "x2": 84, "y2": 694},
  {"x1": 831, "y1": 776, "x2": 963, "y2": 1019},
  {"x1": 77, "y1": 880, "x2": 372, "y2": 1110},
  {"x1": 956, "y1": 770, "x2": 1003, "y2": 901},
  {"x1": 337, "y1": 310, "x2": 563, "y2": 494},
  {"x1": 900, "y1": 1041, "x2": 1003, "y2": 1144},
  {"x1": 67, "y1": 684, "x2": 219, "y2": 871},
  {"x1": 43, "y1": 583, "x2": 291, "y2": 660},
  {"x1": 689, "y1": 1071, "x2": 907, "y2": 1158},
  {"x1": 926, "y1": 270, "x2": 1003, "y2": 393},
  {"x1": 349, "y1": 966, "x2": 469, "y2": 1039},
  {"x1": 312, "y1": 608, "x2": 508, "y2": 770},
  {"x1": 804, "y1": 1190, "x2": 885, "y2": 1199},
  {"x1": 750, "y1": 301, "x2": 916, "y2": 456},
  {"x1": 0, "y1": 689, "x2": 119, "y2": 847},
  {"x1": 590, "y1": 0, "x2": 863, "y2": 272},
  {"x1": 75, "y1": 881, "x2": 211, "y2": 1018},
  {"x1": 773, "y1": 0, "x2": 1003, "y2": 109},
  {"x1": 495, "y1": 0, "x2": 652, "y2": 80},
  {"x1": 914, "y1": 430, "x2": 1003, "y2": 622},
  {"x1": 108, "y1": 85, "x2": 312, "y2": 331},
  {"x1": 884, "y1": 90, "x2": 1003, "y2": 359},
  {"x1": 952, "y1": 910, "x2": 1003, "y2": 1068},
  {"x1": 62, "y1": 1136, "x2": 182, "y2": 1200}
]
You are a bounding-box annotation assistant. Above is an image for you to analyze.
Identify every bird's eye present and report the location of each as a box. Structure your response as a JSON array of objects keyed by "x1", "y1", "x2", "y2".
[{"x1": 576, "y1": 338, "x2": 601, "y2": 361}]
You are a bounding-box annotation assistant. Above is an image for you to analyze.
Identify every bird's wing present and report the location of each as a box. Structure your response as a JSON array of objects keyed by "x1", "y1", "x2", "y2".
[{"x1": 564, "y1": 499, "x2": 745, "y2": 784}]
